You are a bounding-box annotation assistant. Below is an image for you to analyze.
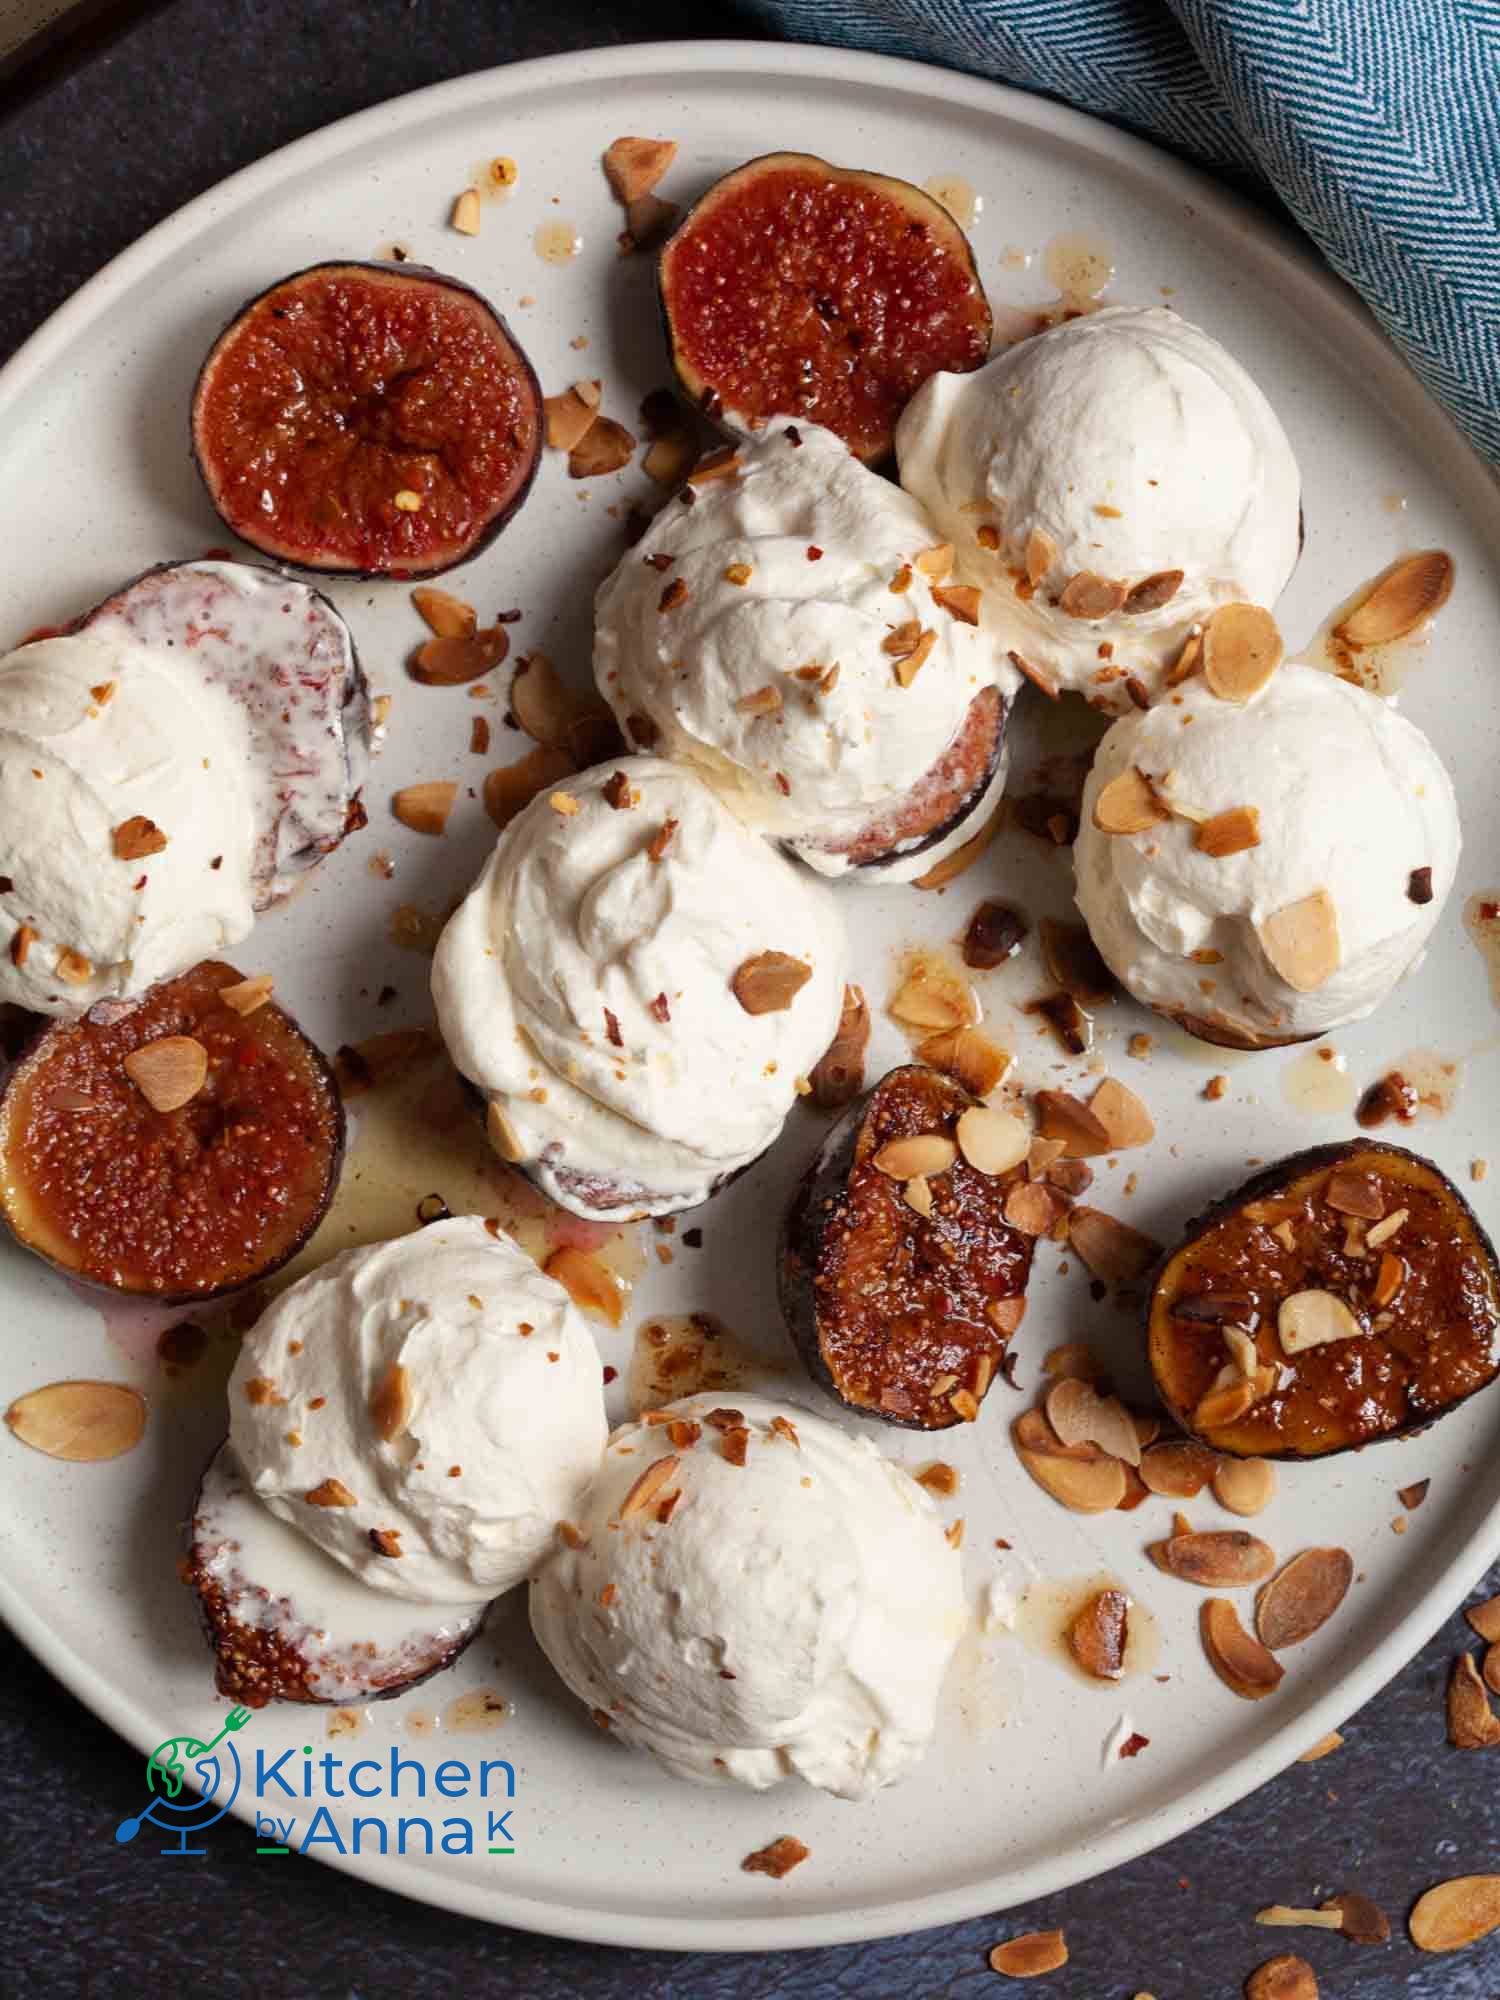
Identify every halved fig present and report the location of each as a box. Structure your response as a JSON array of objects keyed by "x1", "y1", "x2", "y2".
[
  {"x1": 1148, "y1": 1141, "x2": 1500, "y2": 1459},
  {"x1": 779, "y1": 1064, "x2": 1034, "y2": 1428},
  {"x1": 188, "y1": 1443, "x2": 484, "y2": 1706},
  {"x1": 659, "y1": 153, "x2": 992, "y2": 463},
  {"x1": 81, "y1": 560, "x2": 371, "y2": 906},
  {"x1": 191, "y1": 262, "x2": 543, "y2": 577},
  {"x1": 0, "y1": 960, "x2": 343, "y2": 1299}
]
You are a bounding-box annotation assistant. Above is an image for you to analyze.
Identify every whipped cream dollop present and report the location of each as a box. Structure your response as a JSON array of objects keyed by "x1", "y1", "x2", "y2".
[
  {"x1": 1074, "y1": 664, "x2": 1461, "y2": 1041},
  {"x1": 530, "y1": 1393, "x2": 968, "y2": 1798},
  {"x1": 593, "y1": 420, "x2": 1018, "y2": 880},
  {"x1": 896, "y1": 306, "x2": 1302, "y2": 712},
  {"x1": 0, "y1": 632, "x2": 256, "y2": 1014},
  {"x1": 228, "y1": 1218, "x2": 607, "y2": 1605},
  {"x1": 432, "y1": 758, "x2": 846, "y2": 1218}
]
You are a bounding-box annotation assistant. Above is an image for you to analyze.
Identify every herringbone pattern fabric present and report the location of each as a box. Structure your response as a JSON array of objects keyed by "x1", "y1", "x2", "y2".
[{"x1": 741, "y1": 0, "x2": 1500, "y2": 468}]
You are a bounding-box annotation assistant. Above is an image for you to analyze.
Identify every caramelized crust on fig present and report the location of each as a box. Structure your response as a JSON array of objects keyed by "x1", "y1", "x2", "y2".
[
  {"x1": 660, "y1": 153, "x2": 992, "y2": 463},
  {"x1": 1148, "y1": 1141, "x2": 1500, "y2": 1458},
  {"x1": 191, "y1": 262, "x2": 542, "y2": 577},
  {"x1": 779, "y1": 1065, "x2": 1033, "y2": 1428},
  {"x1": 0, "y1": 961, "x2": 343, "y2": 1299}
]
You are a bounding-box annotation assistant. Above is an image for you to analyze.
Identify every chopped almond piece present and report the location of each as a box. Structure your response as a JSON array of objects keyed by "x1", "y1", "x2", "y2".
[
  {"x1": 544, "y1": 383, "x2": 602, "y2": 453},
  {"x1": 411, "y1": 585, "x2": 477, "y2": 639},
  {"x1": 217, "y1": 974, "x2": 273, "y2": 1017},
  {"x1": 988, "y1": 1930, "x2": 1068, "y2": 1978},
  {"x1": 1087, "y1": 1076, "x2": 1154, "y2": 1150},
  {"x1": 890, "y1": 960, "x2": 975, "y2": 1032},
  {"x1": 931, "y1": 583, "x2": 981, "y2": 624},
  {"x1": 1196, "y1": 805, "x2": 1261, "y2": 857},
  {"x1": 1447, "y1": 1652, "x2": 1500, "y2": 1748},
  {"x1": 369, "y1": 1363, "x2": 413, "y2": 1442},
  {"x1": 741, "y1": 1835, "x2": 810, "y2": 1880},
  {"x1": 732, "y1": 951, "x2": 812, "y2": 1015},
  {"x1": 893, "y1": 630, "x2": 938, "y2": 687},
  {"x1": 914, "y1": 542, "x2": 955, "y2": 580},
  {"x1": 1024, "y1": 529, "x2": 1056, "y2": 587},
  {"x1": 55, "y1": 948, "x2": 92, "y2": 984},
  {"x1": 570, "y1": 417, "x2": 636, "y2": 480},
  {"x1": 1465, "y1": 1595, "x2": 1500, "y2": 1644},
  {"x1": 392, "y1": 781, "x2": 458, "y2": 836},
  {"x1": 112, "y1": 815, "x2": 168, "y2": 861},
  {"x1": 1122, "y1": 568, "x2": 1184, "y2": 614},
  {"x1": 873, "y1": 1134, "x2": 957, "y2": 1180},
  {"x1": 1008, "y1": 648, "x2": 1060, "y2": 699},
  {"x1": 305, "y1": 1478, "x2": 358, "y2": 1507},
  {"x1": 919, "y1": 1025, "x2": 1009, "y2": 1098},
  {"x1": 450, "y1": 188, "x2": 481, "y2": 236},
  {"x1": 602, "y1": 136, "x2": 678, "y2": 205},
  {"x1": 916, "y1": 1462, "x2": 959, "y2": 1497},
  {"x1": 617, "y1": 1453, "x2": 681, "y2": 1520},
  {"x1": 735, "y1": 684, "x2": 784, "y2": 717},
  {"x1": 1068, "y1": 1588, "x2": 1128, "y2": 1680},
  {"x1": 1297, "y1": 1731, "x2": 1344, "y2": 1763},
  {"x1": 1004, "y1": 1181, "x2": 1062, "y2": 1236},
  {"x1": 123, "y1": 1036, "x2": 208, "y2": 1113},
  {"x1": 623, "y1": 193, "x2": 678, "y2": 250}
]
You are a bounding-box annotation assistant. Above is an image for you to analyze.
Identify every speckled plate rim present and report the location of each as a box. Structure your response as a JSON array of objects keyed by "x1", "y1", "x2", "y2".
[{"x1": 1, "y1": 37, "x2": 1498, "y2": 1955}]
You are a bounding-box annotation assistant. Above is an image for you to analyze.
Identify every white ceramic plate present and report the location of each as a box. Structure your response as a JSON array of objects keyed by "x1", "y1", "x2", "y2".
[{"x1": 2, "y1": 38, "x2": 1499, "y2": 1955}]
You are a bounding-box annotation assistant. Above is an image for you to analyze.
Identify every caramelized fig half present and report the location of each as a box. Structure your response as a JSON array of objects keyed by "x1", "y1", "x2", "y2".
[
  {"x1": 660, "y1": 153, "x2": 992, "y2": 463},
  {"x1": 0, "y1": 961, "x2": 343, "y2": 1299},
  {"x1": 1148, "y1": 1141, "x2": 1500, "y2": 1458},
  {"x1": 779, "y1": 1064, "x2": 1033, "y2": 1428},
  {"x1": 191, "y1": 261, "x2": 543, "y2": 577}
]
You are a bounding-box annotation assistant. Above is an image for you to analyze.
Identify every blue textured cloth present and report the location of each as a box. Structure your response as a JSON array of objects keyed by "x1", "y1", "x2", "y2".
[{"x1": 740, "y1": 0, "x2": 1500, "y2": 468}]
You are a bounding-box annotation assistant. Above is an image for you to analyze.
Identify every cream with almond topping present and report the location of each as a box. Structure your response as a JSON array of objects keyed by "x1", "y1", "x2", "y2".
[
  {"x1": 1073, "y1": 664, "x2": 1460, "y2": 1042},
  {"x1": 593, "y1": 420, "x2": 1018, "y2": 879},
  {"x1": 432, "y1": 758, "x2": 846, "y2": 1217},
  {"x1": 896, "y1": 306, "x2": 1301, "y2": 712},
  {"x1": 529, "y1": 1393, "x2": 968, "y2": 1797}
]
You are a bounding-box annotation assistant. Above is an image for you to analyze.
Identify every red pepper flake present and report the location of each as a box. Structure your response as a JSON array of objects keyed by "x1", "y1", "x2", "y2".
[
  {"x1": 603, "y1": 1364, "x2": 618, "y2": 1384},
  {"x1": 742, "y1": 1835, "x2": 810, "y2": 1879},
  {"x1": 773, "y1": 771, "x2": 791, "y2": 796},
  {"x1": 648, "y1": 817, "x2": 678, "y2": 862},
  {"x1": 806, "y1": 545, "x2": 824, "y2": 562},
  {"x1": 785, "y1": 426, "x2": 802, "y2": 447},
  {"x1": 659, "y1": 577, "x2": 690, "y2": 612},
  {"x1": 469, "y1": 716, "x2": 491, "y2": 755},
  {"x1": 720, "y1": 1426, "x2": 751, "y2": 1467},
  {"x1": 644, "y1": 552, "x2": 674, "y2": 572},
  {"x1": 1119, "y1": 1732, "x2": 1150, "y2": 1759},
  {"x1": 604, "y1": 1008, "x2": 623, "y2": 1048},
  {"x1": 649, "y1": 992, "x2": 671, "y2": 1023}
]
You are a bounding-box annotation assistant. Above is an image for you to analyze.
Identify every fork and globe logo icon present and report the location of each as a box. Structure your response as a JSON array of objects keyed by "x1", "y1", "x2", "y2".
[{"x1": 115, "y1": 1705, "x2": 253, "y2": 1856}]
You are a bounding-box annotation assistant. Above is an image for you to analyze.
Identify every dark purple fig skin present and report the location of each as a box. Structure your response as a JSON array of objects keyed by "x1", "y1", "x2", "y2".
[
  {"x1": 1147, "y1": 1139, "x2": 1500, "y2": 1460},
  {"x1": 779, "y1": 1064, "x2": 1033, "y2": 1431},
  {"x1": 190, "y1": 260, "x2": 543, "y2": 580},
  {"x1": 818, "y1": 686, "x2": 1009, "y2": 877}
]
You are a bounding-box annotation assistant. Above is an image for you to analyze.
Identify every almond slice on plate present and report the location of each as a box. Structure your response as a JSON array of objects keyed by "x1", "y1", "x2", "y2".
[
  {"x1": 1067, "y1": 1207, "x2": 1161, "y2": 1285},
  {"x1": 1087, "y1": 1076, "x2": 1154, "y2": 1149},
  {"x1": 1150, "y1": 1528, "x2": 1276, "y2": 1587},
  {"x1": 4, "y1": 1379, "x2": 146, "y2": 1461},
  {"x1": 1212, "y1": 1456, "x2": 1276, "y2": 1517},
  {"x1": 1058, "y1": 571, "x2": 1126, "y2": 619},
  {"x1": 873, "y1": 1134, "x2": 957, "y2": 1180},
  {"x1": 955, "y1": 1105, "x2": 1028, "y2": 1176},
  {"x1": 1255, "y1": 1546, "x2": 1354, "y2": 1649},
  {"x1": 392, "y1": 781, "x2": 458, "y2": 835},
  {"x1": 732, "y1": 951, "x2": 812, "y2": 1015},
  {"x1": 123, "y1": 1035, "x2": 208, "y2": 1112},
  {"x1": 1446, "y1": 1652, "x2": 1500, "y2": 1748},
  {"x1": 1466, "y1": 1595, "x2": 1500, "y2": 1643},
  {"x1": 919, "y1": 1025, "x2": 1010, "y2": 1098},
  {"x1": 1333, "y1": 550, "x2": 1453, "y2": 648},
  {"x1": 1201, "y1": 1596, "x2": 1285, "y2": 1699},
  {"x1": 890, "y1": 961, "x2": 976, "y2": 1032},
  {"x1": 1012, "y1": 1413, "x2": 1127, "y2": 1513},
  {"x1": 1093, "y1": 766, "x2": 1167, "y2": 835},
  {"x1": 570, "y1": 416, "x2": 636, "y2": 479},
  {"x1": 112, "y1": 815, "x2": 168, "y2": 860},
  {"x1": 1202, "y1": 602, "x2": 1283, "y2": 702},
  {"x1": 544, "y1": 1246, "x2": 624, "y2": 1325},
  {"x1": 1277, "y1": 1289, "x2": 1362, "y2": 1354},
  {"x1": 547, "y1": 383, "x2": 602, "y2": 453},
  {"x1": 1045, "y1": 1377, "x2": 1141, "y2": 1466},
  {"x1": 1196, "y1": 804, "x2": 1261, "y2": 857},
  {"x1": 1258, "y1": 888, "x2": 1341, "y2": 992},
  {"x1": 411, "y1": 585, "x2": 477, "y2": 639},
  {"x1": 1067, "y1": 1588, "x2": 1129, "y2": 1680},
  {"x1": 410, "y1": 625, "x2": 509, "y2": 686},
  {"x1": 217, "y1": 974, "x2": 274, "y2": 1017},
  {"x1": 602, "y1": 136, "x2": 678, "y2": 205},
  {"x1": 484, "y1": 746, "x2": 575, "y2": 830},
  {"x1": 1140, "y1": 1440, "x2": 1222, "y2": 1498},
  {"x1": 988, "y1": 1930, "x2": 1068, "y2": 1978},
  {"x1": 1245, "y1": 1957, "x2": 1319, "y2": 2000},
  {"x1": 1034, "y1": 1089, "x2": 1113, "y2": 1159},
  {"x1": 1408, "y1": 1875, "x2": 1500, "y2": 1953}
]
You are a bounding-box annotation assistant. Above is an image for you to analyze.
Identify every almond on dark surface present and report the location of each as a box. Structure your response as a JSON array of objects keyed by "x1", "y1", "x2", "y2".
[
  {"x1": 188, "y1": 1443, "x2": 484, "y2": 1707},
  {"x1": 1148, "y1": 1141, "x2": 1500, "y2": 1458},
  {"x1": 659, "y1": 153, "x2": 991, "y2": 464},
  {"x1": 778, "y1": 1064, "x2": 1033, "y2": 1429},
  {"x1": 191, "y1": 262, "x2": 543, "y2": 578},
  {"x1": 0, "y1": 961, "x2": 343, "y2": 1300}
]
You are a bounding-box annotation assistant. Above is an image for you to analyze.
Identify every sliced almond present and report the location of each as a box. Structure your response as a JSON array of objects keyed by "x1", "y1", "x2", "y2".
[
  {"x1": 892, "y1": 630, "x2": 938, "y2": 687},
  {"x1": 1253, "y1": 1909, "x2": 1343, "y2": 1934},
  {"x1": 55, "y1": 948, "x2": 92, "y2": 984},
  {"x1": 1278, "y1": 1289, "x2": 1362, "y2": 1355},
  {"x1": 1213, "y1": 1457, "x2": 1276, "y2": 1517},
  {"x1": 617, "y1": 1452, "x2": 682, "y2": 1521},
  {"x1": 1245, "y1": 1956, "x2": 1319, "y2": 2000},
  {"x1": 1258, "y1": 888, "x2": 1341, "y2": 991},
  {"x1": 1334, "y1": 550, "x2": 1454, "y2": 649},
  {"x1": 1067, "y1": 1207, "x2": 1161, "y2": 1286},
  {"x1": 1045, "y1": 1378, "x2": 1142, "y2": 1467},
  {"x1": 1141, "y1": 1441, "x2": 1223, "y2": 1499},
  {"x1": 112, "y1": 815, "x2": 168, "y2": 861},
  {"x1": 643, "y1": 433, "x2": 696, "y2": 486},
  {"x1": 510, "y1": 654, "x2": 584, "y2": 750},
  {"x1": 1087, "y1": 1076, "x2": 1154, "y2": 1150},
  {"x1": 1365, "y1": 1206, "x2": 1409, "y2": 1250},
  {"x1": 1092, "y1": 766, "x2": 1167, "y2": 835},
  {"x1": 873, "y1": 1134, "x2": 957, "y2": 1180},
  {"x1": 1009, "y1": 648, "x2": 1060, "y2": 699},
  {"x1": 955, "y1": 1105, "x2": 1028, "y2": 1177},
  {"x1": 931, "y1": 582, "x2": 981, "y2": 625},
  {"x1": 1256, "y1": 1547, "x2": 1355, "y2": 1650},
  {"x1": 411, "y1": 586, "x2": 477, "y2": 640},
  {"x1": 392, "y1": 781, "x2": 457, "y2": 836},
  {"x1": 1201, "y1": 1596, "x2": 1285, "y2": 1699},
  {"x1": 1297, "y1": 1731, "x2": 1345, "y2": 1763},
  {"x1": 4, "y1": 1379, "x2": 146, "y2": 1462},
  {"x1": 1033, "y1": 1089, "x2": 1113, "y2": 1159},
  {"x1": 1013, "y1": 1416, "x2": 1127, "y2": 1513},
  {"x1": 808, "y1": 984, "x2": 869, "y2": 1110},
  {"x1": 1397, "y1": 1477, "x2": 1430, "y2": 1511},
  {"x1": 569, "y1": 416, "x2": 636, "y2": 479},
  {"x1": 602, "y1": 135, "x2": 678, "y2": 205},
  {"x1": 902, "y1": 1173, "x2": 934, "y2": 1218},
  {"x1": 1058, "y1": 571, "x2": 1126, "y2": 619},
  {"x1": 544, "y1": 1247, "x2": 624, "y2": 1326},
  {"x1": 1465, "y1": 1595, "x2": 1500, "y2": 1644},
  {"x1": 741, "y1": 1835, "x2": 810, "y2": 1880},
  {"x1": 1192, "y1": 1363, "x2": 1275, "y2": 1431},
  {"x1": 917, "y1": 1461, "x2": 959, "y2": 1497},
  {"x1": 369, "y1": 1363, "x2": 413, "y2": 1443},
  {"x1": 1004, "y1": 1180, "x2": 1063, "y2": 1237},
  {"x1": 988, "y1": 1930, "x2": 1068, "y2": 1978},
  {"x1": 1024, "y1": 528, "x2": 1056, "y2": 588},
  {"x1": 1409, "y1": 1874, "x2": 1500, "y2": 1953},
  {"x1": 450, "y1": 187, "x2": 481, "y2": 235},
  {"x1": 735, "y1": 684, "x2": 784, "y2": 718},
  {"x1": 123, "y1": 1035, "x2": 208, "y2": 1113},
  {"x1": 1202, "y1": 602, "x2": 1283, "y2": 702},
  {"x1": 914, "y1": 542, "x2": 956, "y2": 581},
  {"x1": 1150, "y1": 1529, "x2": 1277, "y2": 1587},
  {"x1": 1041, "y1": 1342, "x2": 1104, "y2": 1386},
  {"x1": 411, "y1": 625, "x2": 509, "y2": 686},
  {"x1": 544, "y1": 383, "x2": 602, "y2": 452},
  {"x1": 1122, "y1": 568, "x2": 1185, "y2": 614},
  {"x1": 483, "y1": 746, "x2": 574, "y2": 830},
  {"x1": 1167, "y1": 628, "x2": 1203, "y2": 686},
  {"x1": 1067, "y1": 1589, "x2": 1129, "y2": 1680},
  {"x1": 216, "y1": 974, "x2": 273, "y2": 1017},
  {"x1": 1039, "y1": 919, "x2": 1115, "y2": 1007},
  {"x1": 305, "y1": 1478, "x2": 358, "y2": 1507},
  {"x1": 732, "y1": 951, "x2": 812, "y2": 1015},
  {"x1": 1446, "y1": 1653, "x2": 1500, "y2": 1748},
  {"x1": 890, "y1": 961, "x2": 976, "y2": 1032},
  {"x1": 1196, "y1": 805, "x2": 1261, "y2": 858},
  {"x1": 1324, "y1": 1170, "x2": 1384, "y2": 1219},
  {"x1": 919, "y1": 1025, "x2": 1010, "y2": 1098}
]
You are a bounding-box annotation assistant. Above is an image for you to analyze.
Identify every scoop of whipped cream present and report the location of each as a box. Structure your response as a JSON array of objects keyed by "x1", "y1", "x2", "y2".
[
  {"x1": 432, "y1": 758, "x2": 846, "y2": 1218},
  {"x1": 896, "y1": 305, "x2": 1302, "y2": 712},
  {"x1": 593, "y1": 420, "x2": 1017, "y2": 880},
  {"x1": 1074, "y1": 663, "x2": 1460, "y2": 1041},
  {"x1": 0, "y1": 632, "x2": 257, "y2": 1013},
  {"x1": 228, "y1": 1217, "x2": 607, "y2": 1605},
  {"x1": 529, "y1": 1393, "x2": 968, "y2": 1798}
]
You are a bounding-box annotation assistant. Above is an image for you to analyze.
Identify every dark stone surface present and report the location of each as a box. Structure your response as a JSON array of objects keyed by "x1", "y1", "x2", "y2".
[{"x1": 2, "y1": 5, "x2": 1499, "y2": 1994}]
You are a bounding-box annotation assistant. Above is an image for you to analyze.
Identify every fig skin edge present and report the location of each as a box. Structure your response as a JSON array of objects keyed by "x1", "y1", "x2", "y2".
[{"x1": 190, "y1": 260, "x2": 544, "y2": 581}]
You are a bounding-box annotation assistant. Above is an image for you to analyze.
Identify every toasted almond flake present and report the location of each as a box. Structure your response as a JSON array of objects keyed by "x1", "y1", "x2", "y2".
[
  {"x1": 890, "y1": 962, "x2": 976, "y2": 1032},
  {"x1": 1122, "y1": 568, "x2": 1185, "y2": 615},
  {"x1": 1245, "y1": 1954, "x2": 1319, "y2": 2000},
  {"x1": 874, "y1": 1133, "x2": 957, "y2": 1180},
  {"x1": 112, "y1": 814, "x2": 168, "y2": 861},
  {"x1": 1068, "y1": 1588, "x2": 1129, "y2": 1680},
  {"x1": 1466, "y1": 1595, "x2": 1500, "y2": 1643},
  {"x1": 1140, "y1": 1441, "x2": 1222, "y2": 1498},
  {"x1": 54, "y1": 947, "x2": 92, "y2": 984},
  {"x1": 1045, "y1": 1378, "x2": 1142, "y2": 1467},
  {"x1": 1397, "y1": 1478, "x2": 1430, "y2": 1512},
  {"x1": 1222, "y1": 1324, "x2": 1260, "y2": 1380},
  {"x1": 1013, "y1": 1416, "x2": 1127, "y2": 1513},
  {"x1": 1446, "y1": 1652, "x2": 1500, "y2": 1748},
  {"x1": 410, "y1": 585, "x2": 477, "y2": 640},
  {"x1": 623, "y1": 193, "x2": 678, "y2": 250},
  {"x1": 392, "y1": 780, "x2": 457, "y2": 836},
  {"x1": 411, "y1": 624, "x2": 509, "y2": 686},
  {"x1": 1278, "y1": 1288, "x2": 1362, "y2": 1355},
  {"x1": 732, "y1": 951, "x2": 812, "y2": 1015},
  {"x1": 549, "y1": 791, "x2": 581, "y2": 817},
  {"x1": 1257, "y1": 1908, "x2": 1344, "y2": 1932},
  {"x1": 1213, "y1": 1456, "x2": 1276, "y2": 1517},
  {"x1": 1165, "y1": 629, "x2": 1203, "y2": 687},
  {"x1": 1033, "y1": 1089, "x2": 1113, "y2": 1159},
  {"x1": 10, "y1": 923, "x2": 36, "y2": 968},
  {"x1": 735, "y1": 683, "x2": 784, "y2": 717},
  {"x1": 1324, "y1": 1170, "x2": 1384, "y2": 1219},
  {"x1": 902, "y1": 1175, "x2": 934, "y2": 1217},
  {"x1": 618, "y1": 1453, "x2": 682, "y2": 1520},
  {"x1": 1201, "y1": 1596, "x2": 1285, "y2": 1699},
  {"x1": 1196, "y1": 804, "x2": 1261, "y2": 858},
  {"x1": 1192, "y1": 1370, "x2": 1265, "y2": 1431},
  {"x1": 932, "y1": 582, "x2": 981, "y2": 624},
  {"x1": 1058, "y1": 571, "x2": 1127, "y2": 619},
  {"x1": 1008, "y1": 648, "x2": 1060, "y2": 699},
  {"x1": 1365, "y1": 1206, "x2": 1409, "y2": 1249},
  {"x1": 919, "y1": 1024, "x2": 1010, "y2": 1098},
  {"x1": 988, "y1": 1296, "x2": 1027, "y2": 1336},
  {"x1": 4, "y1": 1379, "x2": 146, "y2": 1462},
  {"x1": 603, "y1": 135, "x2": 678, "y2": 204},
  {"x1": 217, "y1": 974, "x2": 273, "y2": 1017},
  {"x1": 1004, "y1": 1180, "x2": 1063, "y2": 1236},
  {"x1": 1151, "y1": 1528, "x2": 1276, "y2": 1587},
  {"x1": 882, "y1": 619, "x2": 923, "y2": 658},
  {"x1": 988, "y1": 1930, "x2": 1068, "y2": 1979},
  {"x1": 954, "y1": 1104, "x2": 1028, "y2": 1177},
  {"x1": 1023, "y1": 529, "x2": 1056, "y2": 588},
  {"x1": 484, "y1": 746, "x2": 574, "y2": 829},
  {"x1": 1093, "y1": 766, "x2": 1167, "y2": 835},
  {"x1": 544, "y1": 383, "x2": 602, "y2": 452},
  {"x1": 724, "y1": 562, "x2": 753, "y2": 586},
  {"x1": 643, "y1": 433, "x2": 696, "y2": 486},
  {"x1": 741, "y1": 1835, "x2": 810, "y2": 1880},
  {"x1": 450, "y1": 187, "x2": 482, "y2": 235},
  {"x1": 369, "y1": 1363, "x2": 413, "y2": 1443},
  {"x1": 1334, "y1": 550, "x2": 1454, "y2": 648},
  {"x1": 1202, "y1": 602, "x2": 1283, "y2": 702},
  {"x1": 917, "y1": 1461, "x2": 959, "y2": 1497},
  {"x1": 914, "y1": 541, "x2": 955, "y2": 581},
  {"x1": 893, "y1": 630, "x2": 938, "y2": 687},
  {"x1": 1041, "y1": 1342, "x2": 1104, "y2": 1385},
  {"x1": 1298, "y1": 1730, "x2": 1345, "y2": 1762},
  {"x1": 306, "y1": 1478, "x2": 358, "y2": 1507},
  {"x1": 392, "y1": 488, "x2": 423, "y2": 512},
  {"x1": 1087, "y1": 1076, "x2": 1154, "y2": 1150},
  {"x1": 1323, "y1": 1892, "x2": 1391, "y2": 1944},
  {"x1": 570, "y1": 416, "x2": 636, "y2": 479},
  {"x1": 1256, "y1": 1547, "x2": 1354, "y2": 1650},
  {"x1": 1371, "y1": 1251, "x2": 1405, "y2": 1308},
  {"x1": 1067, "y1": 1207, "x2": 1160, "y2": 1286},
  {"x1": 769, "y1": 1415, "x2": 800, "y2": 1448},
  {"x1": 688, "y1": 446, "x2": 741, "y2": 487},
  {"x1": 556, "y1": 1519, "x2": 587, "y2": 1550},
  {"x1": 1409, "y1": 1875, "x2": 1500, "y2": 1953},
  {"x1": 944, "y1": 1515, "x2": 966, "y2": 1546},
  {"x1": 544, "y1": 1246, "x2": 624, "y2": 1325},
  {"x1": 123, "y1": 1035, "x2": 208, "y2": 1113}
]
